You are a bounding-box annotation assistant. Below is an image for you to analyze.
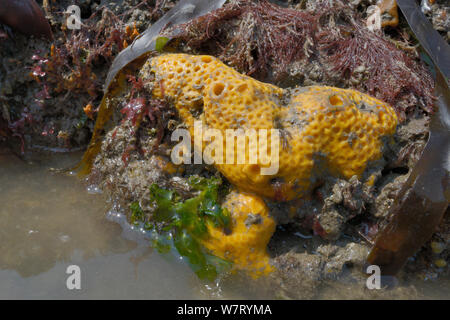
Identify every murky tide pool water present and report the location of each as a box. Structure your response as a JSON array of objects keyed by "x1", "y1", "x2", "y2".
[{"x1": 0, "y1": 151, "x2": 217, "y2": 299}]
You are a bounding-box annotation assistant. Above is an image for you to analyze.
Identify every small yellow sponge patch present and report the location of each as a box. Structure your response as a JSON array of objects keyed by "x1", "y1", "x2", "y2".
[
  {"x1": 147, "y1": 54, "x2": 398, "y2": 201},
  {"x1": 201, "y1": 190, "x2": 276, "y2": 277}
]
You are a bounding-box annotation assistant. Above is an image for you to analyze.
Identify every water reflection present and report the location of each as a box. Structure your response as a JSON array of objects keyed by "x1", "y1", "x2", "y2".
[
  {"x1": 0, "y1": 151, "x2": 202, "y2": 299},
  {"x1": 0, "y1": 152, "x2": 134, "y2": 277}
]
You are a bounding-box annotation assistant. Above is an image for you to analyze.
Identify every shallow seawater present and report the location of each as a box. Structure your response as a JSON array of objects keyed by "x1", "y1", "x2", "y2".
[
  {"x1": 0, "y1": 151, "x2": 214, "y2": 299},
  {"x1": 0, "y1": 150, "x2": 448, "y2": 299}
]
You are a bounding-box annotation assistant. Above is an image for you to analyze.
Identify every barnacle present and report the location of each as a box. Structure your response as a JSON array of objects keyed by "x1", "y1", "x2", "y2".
[
  {"x1": 201, "y1": 190, "x2": 276, "y2": 277},
  {"x1": 147, "y1": 54, "x2": 398, "y2": 201}
]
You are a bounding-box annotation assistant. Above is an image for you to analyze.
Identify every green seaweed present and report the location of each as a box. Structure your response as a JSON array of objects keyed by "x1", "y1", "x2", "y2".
[
  {"x1": 155, "y1": 36, "x2": 170, "y2": 53},
  {"x1": 130, "y1": 201, "x2": 145, "y2": 225},
  {"x1": 132, "y1": 176, "x2": 232, "y2": 280}
]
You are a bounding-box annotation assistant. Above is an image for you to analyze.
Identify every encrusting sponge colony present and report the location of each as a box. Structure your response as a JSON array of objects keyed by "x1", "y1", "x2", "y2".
[{"x1": 144, "y1": 53, "x2": 398, "y2": 275}]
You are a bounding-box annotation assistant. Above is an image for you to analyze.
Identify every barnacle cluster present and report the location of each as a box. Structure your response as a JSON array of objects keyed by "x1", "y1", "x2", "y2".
[{"x1": 143, "y1": 53, "x2": 399, "y2": 275}]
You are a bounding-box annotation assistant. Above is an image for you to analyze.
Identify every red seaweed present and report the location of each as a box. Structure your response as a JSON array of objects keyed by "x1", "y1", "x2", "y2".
[
  {"x1": 178, "y1": 0, "x2": 317, "y2": 80},
  {"x1": 175, "y1": 0, "x2": 435, "y2": 119},
  {"x1": 318, "y1": 24, "x2": 435, "y2": 120}
]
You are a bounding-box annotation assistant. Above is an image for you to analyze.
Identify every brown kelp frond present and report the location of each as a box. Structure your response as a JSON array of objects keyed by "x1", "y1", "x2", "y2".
[
  {"x1": 318, "y1": 23, "x2": 435, "y2": 120},
  {"x1": 177, "y1": 0, "x2": 317, "y2": 80}
]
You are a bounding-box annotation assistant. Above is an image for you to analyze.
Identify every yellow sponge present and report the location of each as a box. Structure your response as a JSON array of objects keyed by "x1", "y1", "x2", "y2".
[
  {"x1": 201, "y1": 190, "x2": 276, "y2": 277},
  {"x1": 148, "y1": 54, "x2": 398, "y2": 201}
]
